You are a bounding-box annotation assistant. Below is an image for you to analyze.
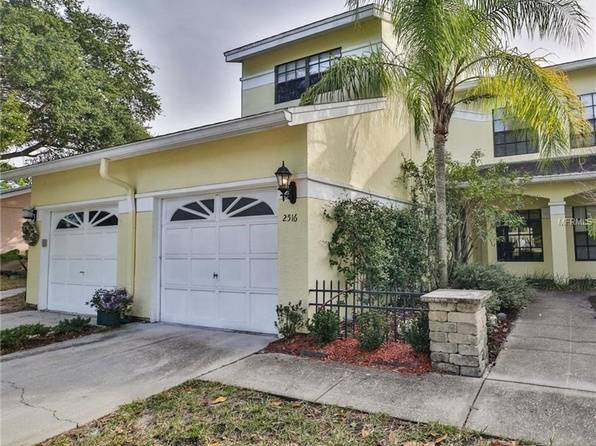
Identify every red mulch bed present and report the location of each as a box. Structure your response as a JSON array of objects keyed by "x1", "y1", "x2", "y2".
[
  {"x1": 265, "y1": 334, "x2": 432, "y2": 374},
  {"x1": 488, "y1": 318, "x2": 512, "y2": 364}
]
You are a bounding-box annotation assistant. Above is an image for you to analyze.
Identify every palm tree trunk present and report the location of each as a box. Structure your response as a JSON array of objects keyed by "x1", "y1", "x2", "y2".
[{"x1": 433, "y1": 129, "x2": 449, "y2": 288}]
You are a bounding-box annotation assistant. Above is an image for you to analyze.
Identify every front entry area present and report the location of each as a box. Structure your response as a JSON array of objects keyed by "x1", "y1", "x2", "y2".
[
  {"x1": 160, "y1": 190, "x2": 278, "y2": 333},
  {"x1": 48, "y1": 209, "x2": 119, "y2": 314}
]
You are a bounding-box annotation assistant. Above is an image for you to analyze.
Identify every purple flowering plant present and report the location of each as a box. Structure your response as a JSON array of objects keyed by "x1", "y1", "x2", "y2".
[{"x1": 87, "y1": 288, "x2": 133, "y2": 314}]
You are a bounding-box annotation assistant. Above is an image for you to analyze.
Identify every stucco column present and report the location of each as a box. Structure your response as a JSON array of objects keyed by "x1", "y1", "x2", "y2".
[
  {"x1": 421, "y1": 289, "x2": 491, "y2": 377},
  {"x1": 548, "y1": 201, "x2": 569, "y2": 284}
]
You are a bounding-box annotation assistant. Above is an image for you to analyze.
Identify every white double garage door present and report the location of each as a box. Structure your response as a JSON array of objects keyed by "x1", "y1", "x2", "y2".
[{"x1": 47, "y1": 190, "x2": 278, "y2": 333}]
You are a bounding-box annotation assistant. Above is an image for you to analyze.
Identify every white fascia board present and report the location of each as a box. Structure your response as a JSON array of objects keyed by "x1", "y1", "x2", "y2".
[
  {"x1": 548, "y1": 57, "x2": 596, "y2": 72},
  {"x1": 3, "y1": 99, "x2": 386, "y2": 180},
  {"x1": 455, "y1": 57, "x2": 596, "y2": 93},
  {"x1": 2, "y1": 111, "x2": 290, "y2": 180},
  {"x1": 529, "y1": 171, "x2": 596, "y2": 183},
  {"x1": 224, "y1": 5, "x2": 388, "y2": 63},
  {"x1": 284, "y1": 97, "x2": 386, "y2": 125},
  {"x1": 0, "y1": 187, "x2": 31, "y2": 199}
]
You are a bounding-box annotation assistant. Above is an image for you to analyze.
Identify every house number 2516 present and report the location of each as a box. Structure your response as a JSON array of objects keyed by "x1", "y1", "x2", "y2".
[{"x1": 282, "y1": 214, "x2": 298, "y2": 222}]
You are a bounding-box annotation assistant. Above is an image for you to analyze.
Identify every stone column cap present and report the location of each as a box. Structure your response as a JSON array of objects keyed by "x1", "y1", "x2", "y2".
[{"x1": 421, "y1": 289, "x2": 492, "y2": 305}]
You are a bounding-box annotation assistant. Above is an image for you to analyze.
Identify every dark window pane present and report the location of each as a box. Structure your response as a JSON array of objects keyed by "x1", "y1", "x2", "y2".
[
  {"x1": 222, "y1": 197, "x2": 237, "y2": 212},
  {"x1": 227, "y1": 197, "x2": 258, "y2": 214},
  {"x1": 184, "y1": 201, "x2": 211, "y2": 216},
  {"x1": 171, "y1": 209, "x2": 205, "y2": 221},
  {"x1": 275, "y1": 48, "x2": 341, "y2": 104},
  {"x1": 496, "y1": 209, "x2": 543, "y2": 261},
  {"x1": 95, "y1": 215, "x2": 118, "y2": 226},
  {"x1": 231, "y1": 202, "x2": 274, "y2": 217},
  {"x1": 56, "y1": 212, "x2": 83, "y2": 229},
  {"x1": 201, "y1": 199, "x2": 214, "y2": 213},
  {"x1": 572, "y1": 205, "x2": 596, "y2": 260}
]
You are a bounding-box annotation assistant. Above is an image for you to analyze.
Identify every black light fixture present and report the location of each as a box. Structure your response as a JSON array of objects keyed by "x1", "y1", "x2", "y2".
[
  {"x1": 22, "y1": 207, "x2": 37, "y2": 221},
  {"x1": 275, "y1": 161, "x2": 297, "y2": 204}
]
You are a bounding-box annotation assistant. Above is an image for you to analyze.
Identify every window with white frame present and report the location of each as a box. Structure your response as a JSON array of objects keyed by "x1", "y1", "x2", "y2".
[
  {"x1": 493, "y1": 109, "x2": 538, "y2": 157},
  {"x1": 496, "y1": 209, "x2": 544, "y2": 261},
  {"x1": 275, "y1": 48, "x2": 341, "y2": 104},
  {"x1": 572, "y1": 205, "x2": 596, "y2": 261},
  {"x1": 571, "y1": 92, "x2": 596, "y2": 148}
]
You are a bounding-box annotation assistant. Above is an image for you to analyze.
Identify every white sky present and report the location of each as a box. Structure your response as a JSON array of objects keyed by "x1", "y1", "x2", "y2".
[{"x1": 83, "y1": 0, "x2": 596, "y2": 136}]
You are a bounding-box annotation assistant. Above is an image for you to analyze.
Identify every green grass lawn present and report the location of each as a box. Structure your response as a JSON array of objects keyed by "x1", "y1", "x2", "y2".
[
  {"x1": 0, "y1": 274, "x2": 27, "y2": 291},
  {"x1": 41, "y1": 380, "x2": 529, "y2": 446}
]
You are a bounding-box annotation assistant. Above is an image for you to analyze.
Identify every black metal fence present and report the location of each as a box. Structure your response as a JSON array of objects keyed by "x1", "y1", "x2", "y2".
[{"x1": 309, "y1": 280, "x2": 427, "y2": 342}]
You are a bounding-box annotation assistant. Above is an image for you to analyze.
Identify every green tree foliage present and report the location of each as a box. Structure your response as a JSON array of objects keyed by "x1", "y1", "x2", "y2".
[
  {"x1": 0, "y1": 0, "x2": 160, "y2": 167},
  {"x1": 401, "y1": 150, "x2": 529, "y2": 286},
  {"x1": 325, "y1": 199, "x2": 428, "y2": 290},
  {"x1": 301, "y1": 0, "x2": 590, "y2": 287}
]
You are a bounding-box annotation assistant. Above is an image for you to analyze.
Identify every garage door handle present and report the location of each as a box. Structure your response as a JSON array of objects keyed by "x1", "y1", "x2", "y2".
[
  {"x1": 79, "y1": 271, "x2": 85, "y2": 274},
  {"x1": 213, "y1": 273, "x2": 219, "y2": 279}
]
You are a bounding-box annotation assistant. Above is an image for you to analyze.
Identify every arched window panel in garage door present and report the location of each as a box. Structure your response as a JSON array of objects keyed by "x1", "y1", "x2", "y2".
[
  {"x1": 221, "y1": 196, "x2": 274, "y2": 218},
  {"x1": 170, "y1": 199, "x2": 215, "y2": 222}
]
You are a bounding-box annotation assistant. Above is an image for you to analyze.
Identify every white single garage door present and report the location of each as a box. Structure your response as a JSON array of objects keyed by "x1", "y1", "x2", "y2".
[
  {"x1": 48, "y1": 209, "x2": 118, "y2": 314},
  {"x1": 161, "y1": 191, "x2": 278, "y2": 333}
]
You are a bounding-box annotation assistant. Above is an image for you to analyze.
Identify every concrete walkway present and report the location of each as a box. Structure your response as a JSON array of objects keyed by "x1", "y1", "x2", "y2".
[
  {"x1": 1, "y1": 322, "x2": 273, "y2": 446},
  {"x1": 203, "y1": 291, "x2": 596, "y2": 446},
  {"x1": 466, "y1": 290, "x2": 596, "y2": 445}
]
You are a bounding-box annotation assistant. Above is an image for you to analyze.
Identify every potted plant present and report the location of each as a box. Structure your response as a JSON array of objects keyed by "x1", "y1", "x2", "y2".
[{"x1": 86, "y1": 288, "x2": 132, "y2": 326}]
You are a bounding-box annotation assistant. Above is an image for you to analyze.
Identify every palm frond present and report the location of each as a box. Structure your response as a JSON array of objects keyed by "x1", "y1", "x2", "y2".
[
  {"x1": 464, "y1": 49, "x2": 590, "y2": 158},
  {"x1": 472, "y1": 0, "x2": 589, "y2": 46},
  {"x1": 299, "y1": 50, "x2": 399, "y2": 106}
]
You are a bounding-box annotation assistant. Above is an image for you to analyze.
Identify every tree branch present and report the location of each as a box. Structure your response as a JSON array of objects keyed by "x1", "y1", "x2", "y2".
[{"x1": 1, "y1": 142, "x2": 45, "y2": 160}]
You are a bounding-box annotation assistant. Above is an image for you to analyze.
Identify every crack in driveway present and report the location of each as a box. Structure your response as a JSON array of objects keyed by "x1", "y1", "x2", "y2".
[{"x1": 2, "y1": 380, "x2": 78, "y2": 427}]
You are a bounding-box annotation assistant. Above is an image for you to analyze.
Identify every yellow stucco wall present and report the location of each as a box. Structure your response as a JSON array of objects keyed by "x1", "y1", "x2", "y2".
[
  {"x1": 27, "y1": 126, "x2": 309, "y2": 317},
  {"x1": 306, "y1": 101, "x2": 420, "y2": 199},
  {"x1": 447, "y1": 66, "x2": 596, "y2": 165},
  {"x1": 241, "y1": 18, "x2": 383, "y2": 116},
  {"x1": 474, "y1": 183, "x2": 596, "y2": 279}
]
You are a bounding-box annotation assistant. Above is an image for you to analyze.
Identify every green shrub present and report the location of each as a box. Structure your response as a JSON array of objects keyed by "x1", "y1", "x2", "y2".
[
  {"x1": 274, "y1": 301, "x2": 306, "y2": 338},
  {"x1": 451, "y1": 264, "x2": 533, "y2": 315},
  {"x1": 356, "y1": 311, "x2": 388, "y2": 351},
  {"x1": 308, "y1": 309, "x2": 340, "y2": 346},
  {"x1": 0, "y1": 324, "x2": 51, "y2": 350},
  {"x1": 525, "y1": 273, "x2": 596, "y2": 292},
  {"x1": 401, "y1": 313, "x2": 430, "y2": 353},
  {"x1": 53, "y1": 316, "x2": 92, "y2": 335}
]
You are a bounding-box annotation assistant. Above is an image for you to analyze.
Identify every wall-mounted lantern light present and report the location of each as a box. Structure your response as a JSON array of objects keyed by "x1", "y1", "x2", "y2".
[
  {"x1": 22, "y1": 207, "x2": 37, "y2": 222},
  {"x1": 275, "y1": 161, "x2": 297, "y2": 204}
]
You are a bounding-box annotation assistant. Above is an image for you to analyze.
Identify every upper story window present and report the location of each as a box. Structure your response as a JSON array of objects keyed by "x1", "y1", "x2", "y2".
[
  {"x1": 496, "y1": 209, "x2": 544, "y2": 262},
  {"x1": 493, "y1": 109, "x2": 538, "y2": 157},
  {"x1": 571, "y1": 92, "x2": 596, "y2": 148},
  {"x1": 572, "y1": 206, "x2": 596, "y2": 261},
  {"x1": 275, "y1": 48, "x2": 341, "y2": 104}
]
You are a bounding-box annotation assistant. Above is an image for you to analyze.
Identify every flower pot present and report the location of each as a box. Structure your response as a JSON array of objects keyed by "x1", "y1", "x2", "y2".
[{"x1": 96, "y1": 310, "x2": 121, "y2": 327}]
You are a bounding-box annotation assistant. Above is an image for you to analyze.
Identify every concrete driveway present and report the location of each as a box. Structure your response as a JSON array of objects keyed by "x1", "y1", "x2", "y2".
[{"x1": 1, "y1": 322, "x2": 273, "y2": 446}]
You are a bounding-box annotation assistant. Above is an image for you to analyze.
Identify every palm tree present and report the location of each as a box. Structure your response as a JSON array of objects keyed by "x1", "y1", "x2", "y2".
[{"x1": 301, "y1": 0, "x2": 591, "y2": 288}]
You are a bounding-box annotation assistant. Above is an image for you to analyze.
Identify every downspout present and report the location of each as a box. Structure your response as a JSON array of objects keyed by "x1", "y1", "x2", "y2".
[{"x1": 99, "y1": 158, "x2": 136, "y2": 296}]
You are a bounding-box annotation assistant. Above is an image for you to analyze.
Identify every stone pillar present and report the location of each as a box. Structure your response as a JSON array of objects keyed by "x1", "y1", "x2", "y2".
[
  {"x1": 421, "y1": 289, "x2": 491, "y2": 377},
  {"x1": 548, "y1": 200, "x2": 569, "y2": 284}
]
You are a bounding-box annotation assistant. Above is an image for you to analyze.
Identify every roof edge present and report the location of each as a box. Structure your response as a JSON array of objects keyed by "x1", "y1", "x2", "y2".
[
  {"x1": 0, "y1": 185, "x2": 31, "y2": 198},
  {"x1": 2, "y1": 98, "x2": 387, "y2": 180},
  {"x1": 2, "y1": 111, "x2": 290, "y2": 180},
  {"x1": 224, "y1": 5, "x2": 388, "y2": 63}
]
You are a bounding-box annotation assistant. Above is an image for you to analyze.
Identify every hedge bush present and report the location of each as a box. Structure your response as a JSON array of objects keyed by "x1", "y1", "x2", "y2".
[
  {"x1": 308, "y1": 309, "x2": 340, "y2": 346},
  {"x1": 356, "y1": 311, "x2": 388, "y2": 351},
  {"x1": 274, "y1": 301, "x2": 306, "y2": 338},
  {"x1": 401, "y1": 313, "x2": 430, "y2": 352},
  {"x1": 451, "y1": 264, "x2": 533, "y2": 315}
]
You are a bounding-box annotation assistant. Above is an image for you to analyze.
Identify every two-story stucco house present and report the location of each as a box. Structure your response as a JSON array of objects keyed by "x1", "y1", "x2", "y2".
[{"x1": 3, "y1": 5, "x2": 595, "y2": 334}]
